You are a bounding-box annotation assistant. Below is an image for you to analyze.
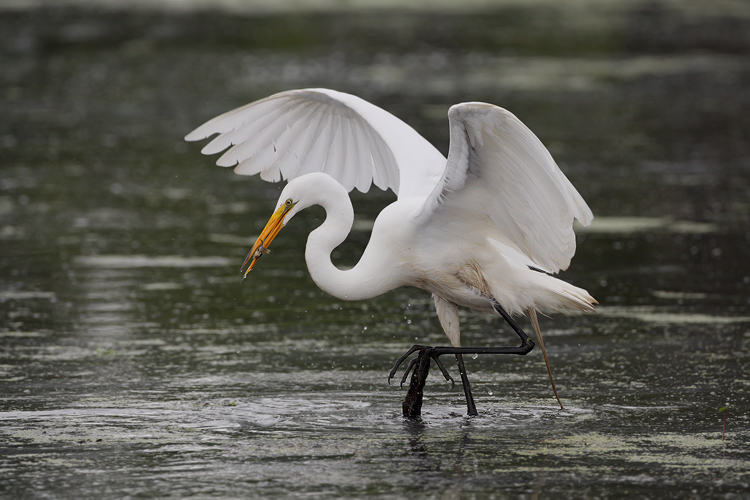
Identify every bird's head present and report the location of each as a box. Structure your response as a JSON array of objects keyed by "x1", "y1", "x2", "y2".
[
  {"x1": 239, "y1": 173, "x2": 348, "y2": 278},
  {"x1": 239, "y1": 180, "x2": 305, "y2": 278}
]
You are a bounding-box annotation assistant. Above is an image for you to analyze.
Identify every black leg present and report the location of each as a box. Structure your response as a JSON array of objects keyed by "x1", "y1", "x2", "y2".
[
  {"x1": 390, "y1": 301, "x2": 535, "y2": 417},
  {"x1": 455, "y1": 354, "x2": 477, "y2": 416},
  {"x1": 492, "y1": 301, "x2": 534, "y2": 348}
]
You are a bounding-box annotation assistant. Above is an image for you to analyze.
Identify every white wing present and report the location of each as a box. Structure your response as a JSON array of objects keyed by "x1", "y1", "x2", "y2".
[
  {"x1": 185, "y1": 88, "x2": 446, "y2": 198},
  {"x1": 419, "y1": 102, "x2": 593, "y2": 274}
]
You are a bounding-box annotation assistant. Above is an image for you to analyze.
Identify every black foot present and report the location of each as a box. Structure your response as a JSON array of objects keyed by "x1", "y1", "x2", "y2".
[
  {"x1": 392, "y1": 346, "x2": 459, "y2": 418},
  {"x1": 390, "y1": 343, "x2": 534, "y2": 417},
  {"x1": 389, "y1": 302, "x2": 536, "y2": 417},
  {"x1": 388, "y1": 345, "x2": 455, "y2": 388}
]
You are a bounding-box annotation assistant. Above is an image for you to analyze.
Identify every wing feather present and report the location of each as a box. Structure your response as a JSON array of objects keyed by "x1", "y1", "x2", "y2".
[
  {"x1": 419, "y1": 103, "x2": 593, "y2": 274},
  {"x1": 322, "y1": 116, "x2": 345, "y2": 182},
  {"x1": 199, "y1": 98, "x2": 292, "y2": 155},
  {"x1": 185, "y1": 88, "x2": 446, "y2": 198},
  {"x1": 298, "y1": 112, "x2": 336, "y2": 178},
  {"x1": 337, "y1": 120, "x2": 361, "y2": 191},
  {"x1": 218, "y1": 102, "x2": 308, "y2": 168},
  {"x1": 279, "y1": 105, "x2": 330, "y2": 179}
]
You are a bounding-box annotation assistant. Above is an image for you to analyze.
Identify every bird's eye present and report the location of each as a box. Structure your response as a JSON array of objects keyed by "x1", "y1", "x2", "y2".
[{"x1": 285, "y1": 198, "x2": 293, "y2": 207}]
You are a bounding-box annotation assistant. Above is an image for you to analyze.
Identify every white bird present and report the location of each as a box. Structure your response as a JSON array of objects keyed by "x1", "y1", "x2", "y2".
[{"x1": 185, "y1": 88, "x2": 596, "y2": 415}]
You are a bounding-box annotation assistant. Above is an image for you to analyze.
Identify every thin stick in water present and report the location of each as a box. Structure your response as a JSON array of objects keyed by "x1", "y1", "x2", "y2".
[{"x1": 528, "y1": 308, "x2": 564, "y2": 410}]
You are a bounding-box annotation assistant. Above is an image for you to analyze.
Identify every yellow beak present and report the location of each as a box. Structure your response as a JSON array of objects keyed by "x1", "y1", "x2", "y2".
[{"x1": 241, "y1": 202, "x2": 295, "y2": 278}]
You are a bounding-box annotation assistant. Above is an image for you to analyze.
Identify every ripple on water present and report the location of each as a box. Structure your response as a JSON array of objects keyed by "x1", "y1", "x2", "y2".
[
  {"x1": 576, "y1": 216, "x2": 719, "y2": 234},
  {"x1": 74, "y1": 255, "x2": 232, "y2": 268},
  {"x1": 597, "y1": 306, "x2": 750, "y2": 325}
]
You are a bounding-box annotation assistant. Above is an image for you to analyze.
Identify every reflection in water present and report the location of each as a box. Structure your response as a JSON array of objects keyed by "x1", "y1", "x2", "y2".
[
  {"x1": 401, "y1": 417, "x2": 475, "y2": 496},
  {"x1": 403, "y1": 417, "x2": 430, "y2": 463}
]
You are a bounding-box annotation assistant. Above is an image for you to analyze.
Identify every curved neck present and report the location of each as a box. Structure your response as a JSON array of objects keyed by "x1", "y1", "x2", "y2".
[{"x1": 302, "y1": 177, "x2": 396, "y2": 301}]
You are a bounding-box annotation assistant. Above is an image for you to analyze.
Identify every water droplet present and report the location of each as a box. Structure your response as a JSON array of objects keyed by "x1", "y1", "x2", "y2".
[{"x1": 472, "y1": 354, "x2": 478, "y2": 360}]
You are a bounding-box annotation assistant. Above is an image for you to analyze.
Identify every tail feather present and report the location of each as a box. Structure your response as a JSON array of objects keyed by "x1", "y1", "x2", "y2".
[{"x1": 529, "y1": 272, "x2": 597, "y2": 315}]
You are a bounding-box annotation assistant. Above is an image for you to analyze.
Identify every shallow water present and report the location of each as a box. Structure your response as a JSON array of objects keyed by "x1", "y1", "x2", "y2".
[{"x1": 1, "y1": 2, "x2": 749, "y2": 498}]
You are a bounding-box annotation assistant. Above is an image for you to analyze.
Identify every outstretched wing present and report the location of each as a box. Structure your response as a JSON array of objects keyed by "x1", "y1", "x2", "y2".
[
  {"x1": 418, "y1": 102, "x2": 593, "y2": 274},
  {"x1": 185, "y1": 88, "x2": 446, "y2": 198}
]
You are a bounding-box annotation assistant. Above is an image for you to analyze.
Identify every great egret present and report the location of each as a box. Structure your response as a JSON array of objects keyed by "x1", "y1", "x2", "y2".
[{"x1": 185, "y1": 88, "x2": 596, "y2": 415}]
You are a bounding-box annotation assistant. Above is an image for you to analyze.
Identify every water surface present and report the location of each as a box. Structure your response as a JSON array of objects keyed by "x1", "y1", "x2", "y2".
[{"x1": 1, "y1": 2, "x2": 749, "y2": 498}]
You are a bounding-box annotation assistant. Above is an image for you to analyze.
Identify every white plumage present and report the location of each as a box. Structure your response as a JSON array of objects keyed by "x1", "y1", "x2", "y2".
[
  {"x1": 186, "y1": 88, "x2": 444, "y2": 196},
  {"x1": 186, "y1": 87, "x2": 596, "y2": 410}
]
